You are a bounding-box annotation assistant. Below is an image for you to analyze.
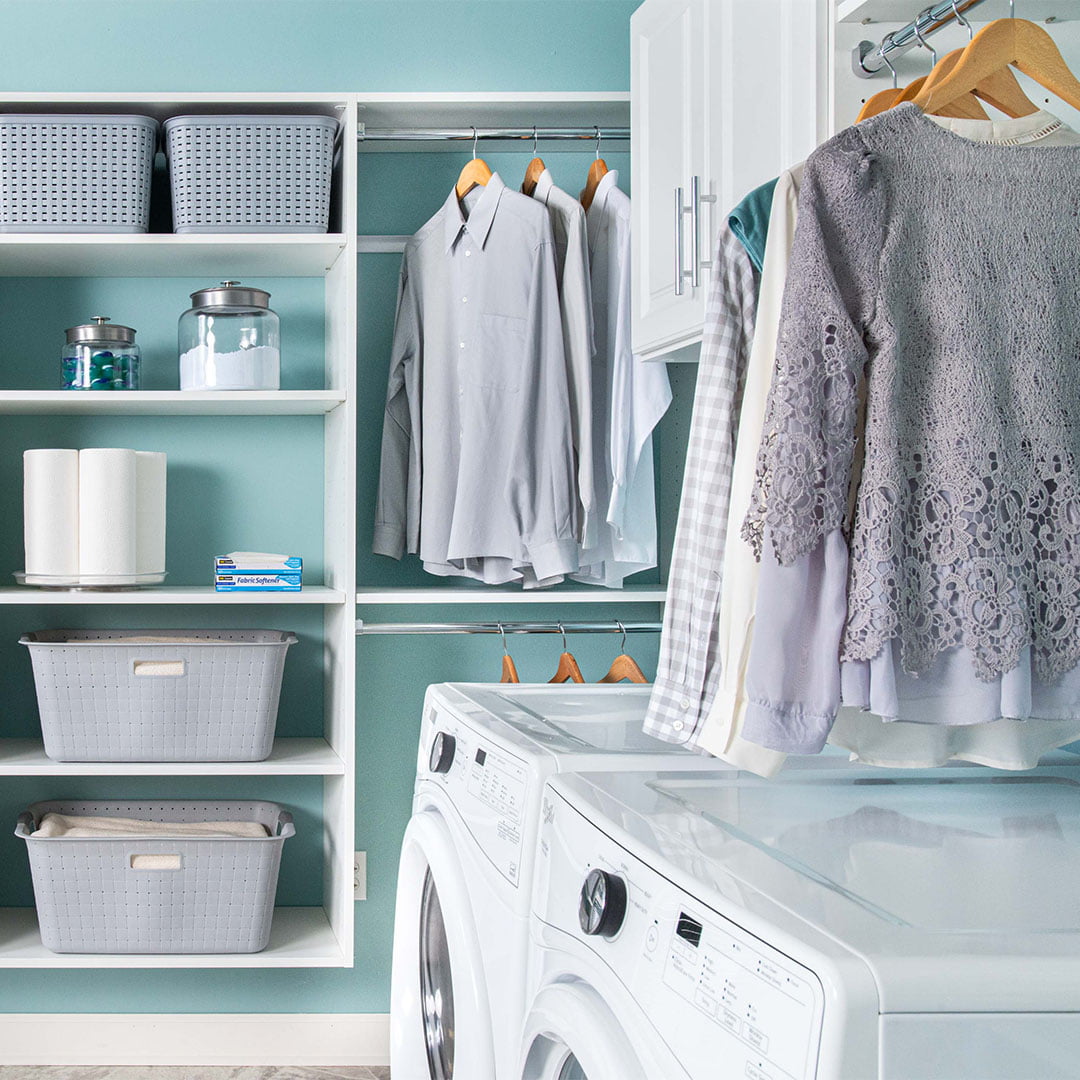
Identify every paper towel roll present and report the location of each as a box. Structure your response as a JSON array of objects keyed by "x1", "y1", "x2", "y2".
[
  {"x1": 79, "y1": 449, "x2": 137, "y2": 576},
  {"x1": 23, "y1": 449, "x2": 79, "y2": 577},
  {"x1": 135, "y1": 451, "x2": 167, "y2": 575}
]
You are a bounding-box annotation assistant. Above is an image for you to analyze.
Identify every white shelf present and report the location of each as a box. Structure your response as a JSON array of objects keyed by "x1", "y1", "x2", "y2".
[
  {"x1": 0, "y1": 738, "x2": 345, "y2": 776},
  {"x1": 356, "y1": 586, "x2": 668, "y2": 605},
  {"x1": 0, "y1": 390, "x2": 346, "y2": 416},
  {"x1": 0, "y1": 907, "x2": 347, "y2": 968},
  {"x1": 0, "y1": 234, "x2": 348, "y2": 278},
  {"x1": 0, "y1": 586, "x2": 347, "y2": 605},
  {"x1": 837, "y1": 0, "x2": 1077, "y2": 21}
]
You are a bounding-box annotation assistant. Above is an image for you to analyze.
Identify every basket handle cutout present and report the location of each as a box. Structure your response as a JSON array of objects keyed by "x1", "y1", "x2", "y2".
[
  {"x1": 132, "y1": 659, "x2": 186, "y2": 677},
  {"x1": 130, "y1": 854, "x2": 182, "y2": 870}
]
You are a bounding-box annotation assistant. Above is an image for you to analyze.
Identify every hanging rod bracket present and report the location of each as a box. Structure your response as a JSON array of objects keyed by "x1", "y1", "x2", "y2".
[{"x1": 853, "y1": 0, "x2": 988, "y2": 78}]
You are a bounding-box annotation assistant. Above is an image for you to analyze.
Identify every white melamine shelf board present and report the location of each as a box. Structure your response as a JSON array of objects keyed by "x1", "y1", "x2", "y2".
[
  {"x1": 358, "y1": 235, "x2": 410, "y2": 254},
  {"x1": 356, "y1": 586, "x2": 668, "y2": 605},
  {"x1": 0, "y1": 391, "x2": 346, "y2": 416},
  {"x1": 355, "y1": 90, "x2": 630, "y2": 130},
  {"x1": 0, "y1": 586, "x2": 346, "y2": 605},
  {"x1": 0, "y1": 93, "x2": 350, "y2": 120},
  {"x1": 0, "y1": 907, "x2": 346, "y2": 968},
  {"x1": 837, "y1": 0, "x2": 1077, "y2": 21},
  {"x1": 0, "y1": 738, "x2": 345, "y2": 776},
  {"x1": 0, "y1": 234, "x2": 349, "y2": 278}
]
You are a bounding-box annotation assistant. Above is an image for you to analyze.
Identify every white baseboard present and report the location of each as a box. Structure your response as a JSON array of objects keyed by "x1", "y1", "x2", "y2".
[{"x1": 0, "y1": 1012, "x2": 390, "y2": 1066}]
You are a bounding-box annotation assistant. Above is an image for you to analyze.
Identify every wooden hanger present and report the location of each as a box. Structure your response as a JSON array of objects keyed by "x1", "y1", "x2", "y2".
[
  {"x1": 498, "y1": 624, "x2": 520, "y2": 684},
  {"x1": 522, "y1": 127, "x2": 547, "y2": 197},
  {"x1": 896, "y1": 70, "x2": 989, "y2": 120},
  {"x1": 549, "y1": 624, "x2": 586, "y2": 684},
  {"x1": 858, "y1": 86, "x2": 907, "y2": 122},
  {"x1": 580, "y1": 128, "x2": 609, "y2": 212},
  {"x1": 456, "y1": 127, "x2": 493, "y2": 200},
  {"x1": 598, "y1": 623, "x2": 649, "y2": 684},
  {"x1": 916, "y1": 17, "x2": 1080, "y2": 115}
]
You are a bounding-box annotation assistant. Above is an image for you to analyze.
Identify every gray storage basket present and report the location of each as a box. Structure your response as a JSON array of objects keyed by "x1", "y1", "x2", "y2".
[
  {"x1": 16, "y1": 800, "x2": 294, "y2": 954},
  {"x1": 0, "y1": 114, "x2": 157, "y2": 233},
  {"x1": 164, "y1": 114, "x2": 338, "y2": 233},
  {"x1": 21, "y1": 629, "x2": 297, "y2": 763}
]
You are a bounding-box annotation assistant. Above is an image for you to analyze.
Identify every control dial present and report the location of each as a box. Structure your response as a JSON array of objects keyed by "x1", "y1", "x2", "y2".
[
  {"x1": 429, "y1": 731, "x2": 456, "y2": 774},
  {"x1": 578, "y1": 868, "x2": 627, "y2": 939}
]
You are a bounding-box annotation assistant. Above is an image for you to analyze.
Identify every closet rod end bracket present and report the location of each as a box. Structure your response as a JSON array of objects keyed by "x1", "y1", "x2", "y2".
[{"x1": 852, "y1": 39, "x2": 880, "y2": 79}]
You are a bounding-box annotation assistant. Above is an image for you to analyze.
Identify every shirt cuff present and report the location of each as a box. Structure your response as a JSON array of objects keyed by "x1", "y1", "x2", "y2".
[
  {"x1": 526, "y1": 537, "x2": 580, "y2": 583},
  {"x1": 372, "y1": 524, "x2": 405, "y2": 560},
  {"x1": 742, "y1": 698, "x2": 834, "y2": 755},
  {"x1": 695, "y1": 686, "x2": 741, "y2": 757}
]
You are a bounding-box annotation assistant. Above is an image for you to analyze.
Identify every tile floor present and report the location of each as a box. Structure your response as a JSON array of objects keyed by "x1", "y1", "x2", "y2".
[{"x1": 0, "y1": 1070, "x2": 390, "y2": 1079}]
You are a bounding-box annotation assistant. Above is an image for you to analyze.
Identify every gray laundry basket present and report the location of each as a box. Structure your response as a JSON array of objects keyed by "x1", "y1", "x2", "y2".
[
  {"x1": 16, "y1": 800, "x2": 294, "y2": 954},
  {"x1": 21, "y1": 629, "x2": 297, "y2": 762},
  {"x1": 0, "y1": 114, "x2": 157, "y2": 232},
  {"x1": 164, "y1": 114, "x2": 338, "y2": 233}
]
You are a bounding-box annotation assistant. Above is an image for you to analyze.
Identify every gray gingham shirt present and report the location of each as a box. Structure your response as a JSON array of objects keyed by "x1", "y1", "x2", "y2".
[
  {"x1": 643, "y1": 226, "x2": 759, "y2": 745},
  {"x1": 374, "y1": 173, "x2": 580, "y2": 586}
]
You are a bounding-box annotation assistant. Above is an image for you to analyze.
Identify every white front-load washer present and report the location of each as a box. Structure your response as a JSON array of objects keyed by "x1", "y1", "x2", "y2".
[
  {"x1": 389, "y1": 682, "x2": 724, "y2": 1080},
  {"x1": 523, "y1": 757, "x2": 1080, "y2": 1080}
]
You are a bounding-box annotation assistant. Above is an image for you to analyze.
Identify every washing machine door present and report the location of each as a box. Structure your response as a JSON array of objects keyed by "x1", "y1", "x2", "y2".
[
  {"x1": 391, "y1": 808, "x2": 497, "y2": 1080},
  {"x1": 519, "y1": 983, "x2": 648, "y2": 1080}
]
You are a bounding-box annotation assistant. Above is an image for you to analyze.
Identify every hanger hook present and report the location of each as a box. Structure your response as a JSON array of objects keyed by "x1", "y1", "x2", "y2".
[
  {"x1": 558, "y1": 622, "x2": 567, "y2": 651},
  {"x1": 913, "y1": 9, "x2": 938, "y2": 67},
  {"x1": 498, "y1": 622, "x2": 509, "y2": 655},
  {"x1": 950, "y1": 0, "x2": 973, "y2": 40},
  {"x1": 1010, "y1": 0, "x2": 1015, "y2": 16},
  {"x1": 532, "y1": 125, "x2": 538, "y2": 155},
  {"x1": 617, "y1": 620, "x2": 627, "y2": 653},
  {"x1": 594, "y1": 126, "x2": 601, "y2": 160},
  {"x1": 471, "y1": 126, "x2": 478, "y2": 160},
  {"x1": 879, "y1": 32, "x2": 899, "y2": 89}
]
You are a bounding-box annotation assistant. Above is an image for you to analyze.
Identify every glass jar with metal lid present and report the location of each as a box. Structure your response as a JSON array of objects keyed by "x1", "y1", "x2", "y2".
[
  {"x1": 62, "y1": 316, "x2": 140, "y2": 391},
  {"x1": 179, "y1": 280, "x2": 280, "y2": 391}
]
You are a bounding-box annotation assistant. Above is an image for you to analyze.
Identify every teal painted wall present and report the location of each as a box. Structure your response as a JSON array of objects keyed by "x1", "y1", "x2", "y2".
[{"x1": 0, "y1": 0, "x2": 678, "y2": 1015}]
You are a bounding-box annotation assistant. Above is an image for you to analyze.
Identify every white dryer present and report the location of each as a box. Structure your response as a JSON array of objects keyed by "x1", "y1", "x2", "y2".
[
  {"x1": 523, "y1": 758, "x2": 1080, "y2": 1080},
  {"x1": 389, "y1": 683, "x2": 723, "y2": 1080}
]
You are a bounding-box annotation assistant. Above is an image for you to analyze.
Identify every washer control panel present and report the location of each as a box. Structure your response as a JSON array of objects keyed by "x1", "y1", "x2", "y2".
[{"x1": 421, "y1": 704, "x2": 530, "y2": 887}]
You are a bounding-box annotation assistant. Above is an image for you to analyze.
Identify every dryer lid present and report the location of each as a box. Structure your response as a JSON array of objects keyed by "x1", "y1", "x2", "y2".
[{"x1": 446, "y1": 684, "x2": 690, "y2": 755}]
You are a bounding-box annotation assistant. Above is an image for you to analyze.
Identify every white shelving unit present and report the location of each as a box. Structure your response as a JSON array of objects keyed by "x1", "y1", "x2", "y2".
[
  {"x1": 356, "y1": 586, "x2": 667, "y2": 605},
  {"x1": 0, "y1": 91, "x2": 357, "y2": 970}
]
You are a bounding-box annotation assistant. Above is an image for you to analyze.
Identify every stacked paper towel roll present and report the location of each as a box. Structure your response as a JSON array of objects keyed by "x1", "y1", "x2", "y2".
[{"x1": 23, "y1": 448, "x2": 167, "y2": 580}]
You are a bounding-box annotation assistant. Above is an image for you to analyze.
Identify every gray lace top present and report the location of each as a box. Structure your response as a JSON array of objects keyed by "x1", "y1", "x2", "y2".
[{"x1": 744, "y1": 103, "x2": 1080, "y2": 686}]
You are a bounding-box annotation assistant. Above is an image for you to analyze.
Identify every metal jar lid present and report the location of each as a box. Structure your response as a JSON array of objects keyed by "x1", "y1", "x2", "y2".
[
  {"x1": 65, "y1": 316, "x2": 137, "y2": 345},
  {"x1": 189, "y1": 280, "x2": 272, "y2": 310}
]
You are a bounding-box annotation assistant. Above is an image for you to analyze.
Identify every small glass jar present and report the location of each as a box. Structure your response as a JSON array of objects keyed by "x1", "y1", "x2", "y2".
[
  {"x1": 62, "y1": 316, "x2": 140, "y2": 390},
  {"x1": 178, "y1": 281, "x2": 280, "y2": 391}
]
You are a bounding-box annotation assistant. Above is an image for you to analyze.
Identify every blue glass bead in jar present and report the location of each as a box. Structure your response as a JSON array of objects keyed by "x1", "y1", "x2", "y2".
[{"x1": 62, "y1": 316, "x2": 140, "y2": 390}]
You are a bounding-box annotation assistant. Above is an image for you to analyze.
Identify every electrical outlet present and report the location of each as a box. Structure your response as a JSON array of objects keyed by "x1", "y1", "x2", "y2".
[{"x1": 354, "y1": 851, "x2": 367, "y2": 901}]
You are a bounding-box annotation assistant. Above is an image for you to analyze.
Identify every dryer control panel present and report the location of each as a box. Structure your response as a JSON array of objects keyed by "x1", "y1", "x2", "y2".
[
  {"x1": 420, "y1": 704, "x2": 530, "y2": 888},
  {"x1": 536, "y1": 788, "x2": 825, "y2": 1080}
]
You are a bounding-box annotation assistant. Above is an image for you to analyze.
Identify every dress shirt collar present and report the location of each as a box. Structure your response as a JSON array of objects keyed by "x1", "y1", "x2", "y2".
[
  {"x1": 443, "y1": 171, "x2": 506, "y2": 254},
  {"x1": 586, "y1": 169, "x2": 620, "y2": 250},
  {"x1": 531, "y1": 167, "x2": 555, "y2": 205}
]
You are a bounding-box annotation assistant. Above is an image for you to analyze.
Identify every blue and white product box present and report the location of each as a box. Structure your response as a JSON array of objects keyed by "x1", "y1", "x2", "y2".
[{"x1": 214, "y1": 552, "x2": 303, "y2": 592}]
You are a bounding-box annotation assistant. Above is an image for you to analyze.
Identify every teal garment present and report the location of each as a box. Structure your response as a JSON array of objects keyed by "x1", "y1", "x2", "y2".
[{"x1": 728, "y1": 177, "x2": 778, "y2": 273}]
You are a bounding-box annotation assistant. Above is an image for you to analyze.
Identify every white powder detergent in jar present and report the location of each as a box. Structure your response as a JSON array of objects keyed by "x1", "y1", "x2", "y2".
[{"x1": 179, "y1": 280, "x2": 280, "y2": 391}]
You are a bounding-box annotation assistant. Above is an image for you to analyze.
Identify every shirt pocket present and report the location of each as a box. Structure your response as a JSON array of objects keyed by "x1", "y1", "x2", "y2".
[{"x1": 472, "y1": 313, "x2": 526, "y2": 393}]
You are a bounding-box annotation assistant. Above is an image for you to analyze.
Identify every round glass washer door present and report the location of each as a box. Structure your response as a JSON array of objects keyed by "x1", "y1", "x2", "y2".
[{"x1": 420, "y1": 867, "x2": 456, "y2": 1079}]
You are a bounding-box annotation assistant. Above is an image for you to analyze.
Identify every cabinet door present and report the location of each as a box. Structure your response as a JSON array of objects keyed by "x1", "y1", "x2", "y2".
[
  {"x1": 705, "y1": 0, "x2": 828, "y2": 221},
  {"x1": 630, "y1": 0, "x2": 707, "y2": 360}
]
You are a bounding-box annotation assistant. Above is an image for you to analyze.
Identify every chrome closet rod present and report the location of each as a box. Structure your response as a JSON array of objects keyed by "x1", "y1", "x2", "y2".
[
  {"x1": 853, "y1": 0, "x2": 988, "y2": 77},
  {"x1": 355, "y1": 620, "x2": 661, "y2": 636},
  {"x1": 358, "y1": 125, "x2": 630, "y2": 142}
]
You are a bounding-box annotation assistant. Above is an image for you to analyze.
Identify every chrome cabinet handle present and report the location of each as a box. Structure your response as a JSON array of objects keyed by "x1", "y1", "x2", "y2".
[
  {"x1": 690, "y1": 175, "x2": 701, "y2": 289},
  {"x1": 675, "y1": 185, "x2": 687, "y2": 297}
]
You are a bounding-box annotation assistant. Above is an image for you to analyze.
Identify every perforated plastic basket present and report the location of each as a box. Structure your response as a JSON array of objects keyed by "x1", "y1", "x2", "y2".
[
  {"x1": 164, "y1": 114, "x2": 338, "y2": 233},
  {"x1": 21, "y1": 629, "x2": 297, "y2": 762},
  {"x1": 0, "y1": 114, "x2": 157, "y2": 233},
  {"x1": 16, "y1": 800, "x2": 294, "y2": 954}
]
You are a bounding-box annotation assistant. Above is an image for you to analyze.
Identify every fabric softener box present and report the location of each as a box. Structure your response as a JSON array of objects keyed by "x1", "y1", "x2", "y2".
[{"x1": 215, "y1": 552, "x2": 302, "y2": 592}]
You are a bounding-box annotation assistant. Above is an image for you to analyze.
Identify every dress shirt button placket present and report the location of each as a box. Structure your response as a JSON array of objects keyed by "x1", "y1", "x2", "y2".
[{"x1": 456, "y1": 237, "x2": 476, "y2": 438}]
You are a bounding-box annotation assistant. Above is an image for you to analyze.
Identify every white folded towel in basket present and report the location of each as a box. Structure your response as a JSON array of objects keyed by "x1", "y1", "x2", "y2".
[{"x1": 32, "y1": 813, "x2": 270, "y2": 839}]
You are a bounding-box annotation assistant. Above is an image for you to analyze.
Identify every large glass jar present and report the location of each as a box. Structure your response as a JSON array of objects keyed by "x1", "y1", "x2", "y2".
[
  {"x1": 62, "y1": 316, "x2": 140, "y2": 390},
  {"x1": 178, "y1": 281, "x2": 280, "y2": 391}
]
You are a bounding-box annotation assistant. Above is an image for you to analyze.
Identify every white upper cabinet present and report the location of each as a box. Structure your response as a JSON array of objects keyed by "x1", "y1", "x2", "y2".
[{"x1": 631, "y1": 0, "x2": 829, "y2": 361}]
